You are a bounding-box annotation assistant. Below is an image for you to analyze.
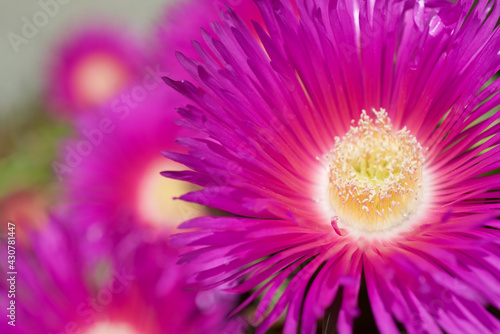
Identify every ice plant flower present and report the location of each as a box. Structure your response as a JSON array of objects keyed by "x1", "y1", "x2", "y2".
[
  {"x1": 163, "y1": 0, "x2": 500, "y2": 333},
  {"x1": 46, "y1": 23, "x2": 144, "y2": 118},
  {"x1": 0, "y1": 218, "x2": 244, "y2": 334}
]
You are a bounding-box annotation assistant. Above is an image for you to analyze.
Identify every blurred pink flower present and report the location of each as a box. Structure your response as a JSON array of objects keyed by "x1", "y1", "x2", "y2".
[
  {"x1": 46, "y1": 22, "x2": 144, "y2": 118},
  {"x1": 0, "y1": 189, "x2": 47, "y2": 247},
  {"x1": 162, "y1": 0, "x2": 500, "y2": 332},
  {"x1": 155, "y1": 0, "x2": 264, "y2": 79}
]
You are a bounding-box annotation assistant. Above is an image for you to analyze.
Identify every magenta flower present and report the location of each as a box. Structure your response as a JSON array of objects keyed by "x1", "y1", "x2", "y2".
[
  {"x1": 163, "y1": 0, "x2": 500, "y2": 333},
  {"x1": 48, "y1": 2, "x2": 264, "y2": 332},
  {"x1": 46, "y1": 22, "x2": 144, "y2": 118},
  {"x1": 0, "y1": 218, "x2": 245, "y2": 334}
]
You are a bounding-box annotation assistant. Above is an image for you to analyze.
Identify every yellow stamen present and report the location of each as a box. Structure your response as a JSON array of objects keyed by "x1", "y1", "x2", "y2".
[{"x1": 328, "y1": 109, "x2": 424, "y2": 233}]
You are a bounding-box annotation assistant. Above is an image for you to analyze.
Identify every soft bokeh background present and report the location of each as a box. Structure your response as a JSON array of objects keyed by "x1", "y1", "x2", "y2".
[
  {"x1": 0, "y1": 1, "x2": 261, "y2": 333},
  {"x1": 0, "y1": 0, "x2": 169, "y2": 115}
]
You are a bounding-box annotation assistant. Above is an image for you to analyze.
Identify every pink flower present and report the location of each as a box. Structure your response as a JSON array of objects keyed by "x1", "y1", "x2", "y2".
[
  {"x1": 163, "y1": 0, "x2": 500, "y2": 333},
  {"x1": 46, "y1": 22, "x2": 144, "y2": 118}
]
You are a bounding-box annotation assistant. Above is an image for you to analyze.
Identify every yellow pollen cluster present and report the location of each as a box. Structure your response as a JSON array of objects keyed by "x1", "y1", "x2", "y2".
[{"x1": 328, "y1": 109, "x2": 424, "y2": 233}]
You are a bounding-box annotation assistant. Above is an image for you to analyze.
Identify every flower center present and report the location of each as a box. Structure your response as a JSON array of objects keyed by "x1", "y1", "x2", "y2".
[
  {"x1": 328, "y1": 109, "x2": 424, "y2": 234},
  {"x1": 83, "y1": 321, "x2": 139, "y2": 334},
  {"x1": 72, "y1": 53, "x2": 130, "y2": 107}
]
